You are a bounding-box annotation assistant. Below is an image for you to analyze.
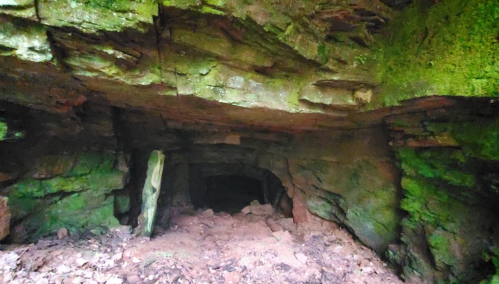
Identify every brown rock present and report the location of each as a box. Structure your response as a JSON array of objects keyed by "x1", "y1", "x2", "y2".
[
  {"x1": 0, "y1": 196, "x2": 11, "y2": 241},
  {"x1": 266, "y1": 219, "x2": 281, "y2": 232},
  {"x1": 126, "y1": 275, "x2": 141, "y2": 284},
  {"x1": 241, "y1": 206, "x2": 251, "y2": 215},
  {"x1": 57, "y1": 228, "x2": 68, "y2": 239},
  {"x1": 250, "y1": 204, "x2": 273, "y2": 216}
]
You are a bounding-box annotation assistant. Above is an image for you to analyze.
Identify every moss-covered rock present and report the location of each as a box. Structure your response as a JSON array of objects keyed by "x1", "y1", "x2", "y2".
[
  {"x1": 38, "y1": 0, "x2": 157, "y2": 33},
  {"x1": 389, "y1": 107, "x2": 499, "y2": 283},
  {"x1": 375, "y1": 0, "x2": 499, "y2": 107},
  {"x1": 7, "y1": 152, "x2": 127, "y2": 242},
  {"x1": 0, "y1": 16, "x2": 52, "y2": 62}
]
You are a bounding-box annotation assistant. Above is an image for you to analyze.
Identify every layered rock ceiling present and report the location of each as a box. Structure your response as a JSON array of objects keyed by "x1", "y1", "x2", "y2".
[
  {"x1": 0, "y1": 0, "x2": 428, "y2": 131},
  {"x1": 1, "y1": 0, "x2": 499, "y2": 283}
]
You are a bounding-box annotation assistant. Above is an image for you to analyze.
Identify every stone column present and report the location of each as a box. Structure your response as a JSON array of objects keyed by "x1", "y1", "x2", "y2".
[
  {"x1": 135, "y1": 150, "x2": 165, "y2": 237},
  {"x1": 0, "y1": 196, "x2": 10, "y2": 241}
]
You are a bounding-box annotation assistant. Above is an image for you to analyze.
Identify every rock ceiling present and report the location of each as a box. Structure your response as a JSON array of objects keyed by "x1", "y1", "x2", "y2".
[{"x1": 0, "y1": 0, "x2": 436, "y2": 132}]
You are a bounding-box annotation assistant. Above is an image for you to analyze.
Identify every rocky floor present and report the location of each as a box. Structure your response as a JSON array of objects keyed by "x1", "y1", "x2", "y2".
[{"x1": 0, "y1": 206, "x2": 403, "y2": 284}]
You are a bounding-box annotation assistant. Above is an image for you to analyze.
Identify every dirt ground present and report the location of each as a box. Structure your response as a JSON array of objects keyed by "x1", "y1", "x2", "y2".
[{"x1": 0, "y1": 206, "x2": 403, "y2": 284}]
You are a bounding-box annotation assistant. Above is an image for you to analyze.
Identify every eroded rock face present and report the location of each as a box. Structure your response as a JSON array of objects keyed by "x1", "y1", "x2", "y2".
[
  {"x1": 0, "y1": 196, "x2": 10, "y2": 240},
  {"x1": 385, "y1": 98, "x2": 499, "y2": 283},
  {"x1": 6, "y1": 152, "x2": 127, "y2": 242},
  {"x1": 0, "y1": 1, "x2": 498, "y2": 283},
  {"x1": 0, "y1": 0, "x2": 394, "y2": 130}
]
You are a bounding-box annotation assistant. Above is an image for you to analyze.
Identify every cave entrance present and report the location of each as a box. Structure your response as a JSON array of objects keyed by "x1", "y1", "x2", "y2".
[
  {"x1": 205, "y1": 175, "x2": 264, "y2": 213},
  {"x1": 187, "y1": 164, "x2": 292, "y2": 216}
]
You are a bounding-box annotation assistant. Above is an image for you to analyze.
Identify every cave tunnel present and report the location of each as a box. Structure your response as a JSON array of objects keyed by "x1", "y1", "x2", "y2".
[
  {"x1": 187, "y1": 163, "x2": 291, "y2": 215},
  {"x1": 204, "y1": 175, "x2": 264, "y2": 213}
]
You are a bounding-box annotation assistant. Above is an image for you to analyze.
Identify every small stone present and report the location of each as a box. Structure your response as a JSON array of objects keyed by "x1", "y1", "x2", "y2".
[
  {"x1": 123, "y1": 250, "x2": 132, "y2": 259},
  {"x1": 295, "y1": 253, "x2": 308, "y2": 263},
  {"x1": 52, "y1": 275, "x2": 63, "y2": 284},
  {"x1": 362, "y1": 266, "x2": 374, "y2": 274},
  {"x1": 57, "y1": 228, "x2": 68, "y2": 239},
  {"x1": 126, "y1": 275, "x2": 140, "y2": 284},
  {"x1": 112, "y1": 252, "x2": 123, "y2": 261},
  {"x1": 333, "y1": 245, "x2": 343, "y2": 254},
  {"x1": 105, "y1": 276, "x2": 123, "y2": 284},
  {"x1": 75, "y1": 258, "x2": 88, "y2": 267},
  {"x1": 241, "y1": 206, "x2": 250, "y2": 215},
  {"x1": 56, "y1": 264, "x2": 70, "y2": 274},
  {"x1": 250, "y1": 203, "x2": 273, "y2": 216},
  {"x1": 202, "y1": 209, "x2": 214, "y2": 217}
]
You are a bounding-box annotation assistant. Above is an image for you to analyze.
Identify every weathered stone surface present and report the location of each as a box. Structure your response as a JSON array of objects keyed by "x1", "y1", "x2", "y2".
[
  {"x1": 6, "y1": 152, "x2": 126, "y2": 242},
  {"x1": 267, "y1": 128, "x2": 401, "y2": 253},
  {"x1": 0, "y1": 196, "x2": 10, "y2": 241},
  {"x1": 386, "y1": 99, "x2": 499, "y2": 283},
  {"x1": 0, "y1": 0, "x2": 397, "y2": 132},
  {"x1": 135, "y1": 150, "x2": 165, "y2": 237}
]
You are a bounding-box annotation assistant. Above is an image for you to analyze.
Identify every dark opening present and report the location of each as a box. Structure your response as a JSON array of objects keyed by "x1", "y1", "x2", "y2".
[{"x1": 205, "y1": 175, "x2": 264, "y2": 213}]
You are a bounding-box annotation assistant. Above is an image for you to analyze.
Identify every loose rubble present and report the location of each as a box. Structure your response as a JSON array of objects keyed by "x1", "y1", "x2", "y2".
[{"x1": 0, "y1": 207, "x2": 403, "y2": 284}]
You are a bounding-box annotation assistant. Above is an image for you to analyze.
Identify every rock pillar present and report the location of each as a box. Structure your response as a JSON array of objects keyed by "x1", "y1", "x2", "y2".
[{"x1": 136, "y1": 150, "x2": 165, "y2": 237}]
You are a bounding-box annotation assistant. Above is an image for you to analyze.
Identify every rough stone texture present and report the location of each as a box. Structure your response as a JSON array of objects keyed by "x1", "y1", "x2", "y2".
[
  {"x1": 375, "y1": 0, "x2": 499, "y2": 107},
  {"x1": 0, "y1": 103, "x2": 129, "y2": 242},
  {"x1": 272, "y1": 128, "x2": 401, "y2": 253},
  {"x1": 385, "y1": 98, "x2": 499, "y2": 284},
  {"x1": 0, "y1": 196, "x2": 10, "y2": 241},
  {"x1": 135, "y1": 150, "x2": 165, "y2": 237},
  {"x1": 0, "y1": 0, "x2": 395, "y2": 131},
  {"x1": 0, "y1": 1, "x2": 498, "y2": 282},
  {"x1": 7, "y1": 152, "x2": 126, "y2": 242}
]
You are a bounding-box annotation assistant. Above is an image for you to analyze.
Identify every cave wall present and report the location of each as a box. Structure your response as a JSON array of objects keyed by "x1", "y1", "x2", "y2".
[
  {"x1": 385, "y1": 99, "x2": 499, "y2": 283},
  {"x1": 0, "y1": 1, "x2": 498, "y2": 282},
  {"x1": 263, "y1": 127, "x2": 402, "y2": 253},
  {"x1": 0, "y1": 98, "x2": 499, "y2": 283},
  {"x1": 0, "y1": 103, "x2": 130, "y2": 242}
]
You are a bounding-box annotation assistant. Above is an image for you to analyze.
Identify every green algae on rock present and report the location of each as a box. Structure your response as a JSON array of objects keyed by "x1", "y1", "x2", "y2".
[
  {"x1": 387, "y1": 103, "x2": 499, "y2": 283},
  {"x1": 375, "y1": 0, "x2": 499, "y2": 107},
  {"x1": 7, "y1": 152, "x2": 127, "y2": 242}
]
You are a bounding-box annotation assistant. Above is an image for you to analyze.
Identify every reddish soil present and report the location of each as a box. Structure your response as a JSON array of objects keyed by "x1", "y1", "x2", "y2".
[{"x1": 0, "y1": 208, "x2": 403, "y2": 284}]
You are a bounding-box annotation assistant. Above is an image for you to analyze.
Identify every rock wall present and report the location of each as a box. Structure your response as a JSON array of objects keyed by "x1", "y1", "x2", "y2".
[
  {"x1": 6, "y1": 152, "x2": 128, "y2": 242},
  {"x1": 0, "y1": 196, "x2": 10, "y2": 240},
  {"x1": 263, "y1": 128, "x2": 401, "y2": 253},
  {"x1": 0, "y1": 103, "x2": 130, "y2": 242},
  {"x1": 385, "y1": 98, "x2": 499, "y2": 283}
]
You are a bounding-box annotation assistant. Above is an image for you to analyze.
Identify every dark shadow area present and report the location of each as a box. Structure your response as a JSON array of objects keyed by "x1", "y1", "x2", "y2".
[{"x1": 205, "y1": 175, "x2": 264, "y2": 213}]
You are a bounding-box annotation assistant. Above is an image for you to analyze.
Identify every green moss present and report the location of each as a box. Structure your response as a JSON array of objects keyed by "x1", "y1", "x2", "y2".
[
  {"x1": 200, "y1": 5, "x2": 225, "y2": 15},
  {"x1": 307, "y1": 196, "x2": 335, "y2": 221},
  {"x1": 375, "y1": 0, "x2": 499, "y2": 107},
  {"x1": 481, "y1": 249, "x2": 499, "y2": 284},
  {"x1": 317, "y1": 43, "x2": 328, "y2": 64},
  {"x1": 86, "y1": 0, "x2": 129, "y2": 10},
  {"x1": 0, "y1": 120, "x2": 7, "y2": 140},
  {"x1": 8, "y1": 152, "x2": 126, "y2": 241},
  {"x1": 450, "y1": 118, "x2": 499, "y2": 160},
  {"x1": 398, "y1": 147, "x2": 476, "y2": 187}
]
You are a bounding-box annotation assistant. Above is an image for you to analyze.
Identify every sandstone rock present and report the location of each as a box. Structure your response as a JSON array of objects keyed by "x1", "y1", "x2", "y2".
[
  {"x1": 241, "y1": 206, "x2": 251, "y2": 215},
  {"x1": 202, "y1": 209, "x2": 214, "y2": 217},
  {"x1": 266, "y1": 219, "x2": 281, "y2": 232},
  {"x1": 126, "y1": 275, "x2": 140, "y2": 284},
  {"x1": 57, "y1": 227, "x2": 68, "y2": 239},
  {"x1": 249, "y1": 204, "x2": 273, "y2": 216},
  {"x1": 0, "y1": 196, "x2": 10, "y2": 241},
  {"x1": 294, "y1": 253, "x2": 308, "y2": 263},
  {"x1": 354, "y1": 88, "x2": 372, "y2": 104},
  {"x1": 0, "y1": 172, "x2": 17, "y2": 183}
]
